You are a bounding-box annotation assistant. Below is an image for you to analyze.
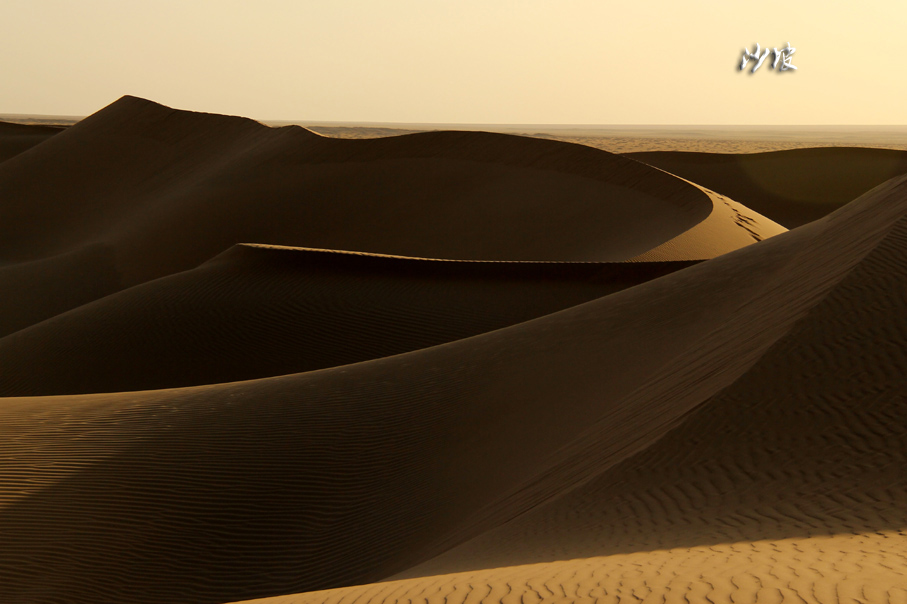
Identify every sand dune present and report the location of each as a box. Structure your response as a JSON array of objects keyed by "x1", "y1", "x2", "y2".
[
  {"x1": 230, "y1": 178, "x2": 907, "y2": 604},
  {"x1": 628, "y1": 147, "x2": 907, "y2": 228},
  {"x1": 241, "y1": 530, "x2": 907, "y2": 604},
  {"x1": 0, "y1": 164, "x2": 903, "y2": 602},
  {"x1": 0, "y1": 244, "x2": 694, "y2": 395},
  {"x1": 0, "y1": 96, "x2": 782, "y2": 337},
  {"x1": 0, "y1": 242, "x2": 121, "y2": 339},
  {"x1": 2, "y1": 98, "x2": 905, "y2": 604},
  {"x1": 0, "y1": 120, "x2": 63, "y2": 164}
]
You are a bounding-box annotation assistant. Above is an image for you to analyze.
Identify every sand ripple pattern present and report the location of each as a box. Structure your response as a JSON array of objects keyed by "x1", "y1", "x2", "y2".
[{"x1": 237, "y1": 531, "x2": 907, "y2": 604}]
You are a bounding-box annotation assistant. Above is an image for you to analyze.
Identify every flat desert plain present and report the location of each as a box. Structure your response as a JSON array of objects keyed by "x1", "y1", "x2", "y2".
[{"x1": 1, "y1": 97, "x2": 906, "y2": 604}]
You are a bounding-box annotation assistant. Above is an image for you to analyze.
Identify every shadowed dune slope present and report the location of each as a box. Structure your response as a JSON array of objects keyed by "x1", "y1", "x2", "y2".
[
  {"x1": 0, "y1": 173, "x2": 902, "y2": 604},
  {"x1": 0, "y1": 242, "x2": 122, "y2": 339},
  {"x1": 0, "y1": 120, "x2": 64, "y2": 164},
  {"x1": 627, "y1": 147, "x2": 907, "y2": 228},
  {"x1": 0, "y1": 245, "x2": 695, "y2": 396},
  {"x1": 233, "y1": 184, "x2": 907, "y2": 604},
  {"x1": 0, "y1": 96, "x2": 784, "y2": 337}
]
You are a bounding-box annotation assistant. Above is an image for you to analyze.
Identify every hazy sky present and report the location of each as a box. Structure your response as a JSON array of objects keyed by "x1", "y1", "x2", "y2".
[{"x1": 2, "y1": 0, "x2": 904, "y2": 124}]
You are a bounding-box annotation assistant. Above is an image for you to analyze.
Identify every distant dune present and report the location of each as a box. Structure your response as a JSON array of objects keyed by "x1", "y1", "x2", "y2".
[
  {"x1": 0, "y1": 96, "x2": 785, "y2": 339},
  {"x1": 1, "y1": 97, "x2": 906, "y2": 604},
  {"x1": 628, "y1": 148, "x2": 907, "y2": 228},
  {"x1": 0, "y1": 120, "x2": 64, "y2": 164}
]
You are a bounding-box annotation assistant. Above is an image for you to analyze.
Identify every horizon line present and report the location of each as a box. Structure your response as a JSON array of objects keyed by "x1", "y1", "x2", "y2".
[{"x1": 4, "y1": 113, "x2": 907, "y2": 130}]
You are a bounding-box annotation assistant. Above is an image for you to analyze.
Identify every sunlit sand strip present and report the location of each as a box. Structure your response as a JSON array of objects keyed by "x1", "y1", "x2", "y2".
[
  {"x1": 236, "y1": 243, "x2": 698, "y2": 265},
  {"x1": 629, "y1": 185, "x2": 787, "y2": 262},
  {"x1": 230, "y1": 529, "x2": 907, "y2": 604}
]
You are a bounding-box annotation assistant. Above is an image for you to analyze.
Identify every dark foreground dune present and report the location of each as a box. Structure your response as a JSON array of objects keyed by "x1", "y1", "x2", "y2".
[
  {"x1": 240, "y1": 176, "x2": 907, "y2": 604},
  {"x1": 2, "y1": 97, "x2": 906, "y2": 604},
  {"x1": 628, "y1": 147, "x2": 907, "y2": 228}
]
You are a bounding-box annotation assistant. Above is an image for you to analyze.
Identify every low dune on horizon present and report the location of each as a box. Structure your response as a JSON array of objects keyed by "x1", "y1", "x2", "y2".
[{"x1": 1, "y1": 97, "x2": 906, "y2": 604}]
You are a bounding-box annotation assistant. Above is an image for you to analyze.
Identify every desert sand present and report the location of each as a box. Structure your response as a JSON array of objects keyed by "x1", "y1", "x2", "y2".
[
  {"x1": 0, "y1": 97, "x2": 905, "y2": 604},
  {"x1": 0, "y1": 120, "x2": 64, "y2": 163}
]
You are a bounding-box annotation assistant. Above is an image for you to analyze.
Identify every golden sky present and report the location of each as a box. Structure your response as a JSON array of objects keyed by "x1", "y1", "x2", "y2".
[{"x1": 2, "y1": 0, "x2": 904, "y2": 124}]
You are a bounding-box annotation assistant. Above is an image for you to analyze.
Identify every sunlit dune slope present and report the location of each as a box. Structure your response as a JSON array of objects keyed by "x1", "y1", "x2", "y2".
[
  {"x1": 0, "y1": 167, "x2": 899, "y2": 603},
  {"x1": 0, "y1": 244, "x2": 694, "y2": 395},
  {"x1": 0, "y1": 120, "x2": 63, "y2": 164},
  {"x1": 0, "y1": 96, "x2": 782, "y2": 337},
  {"x1": 628, "y1": 147, "x2": 907, "y2": 228},
  {"x1": 231, "y1": 179, "x2": 907, "y2": 604}
]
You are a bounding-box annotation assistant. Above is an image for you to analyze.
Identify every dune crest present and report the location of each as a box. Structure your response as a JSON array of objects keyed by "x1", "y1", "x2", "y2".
[{"x1": 0, "y1": 96, "x2": 782, "y2": 337}]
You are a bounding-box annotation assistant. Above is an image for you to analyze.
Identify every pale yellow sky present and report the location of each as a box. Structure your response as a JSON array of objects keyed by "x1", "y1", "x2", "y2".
[{"x1": 2, "y1": 0, "x2": 904, "y2": 124}]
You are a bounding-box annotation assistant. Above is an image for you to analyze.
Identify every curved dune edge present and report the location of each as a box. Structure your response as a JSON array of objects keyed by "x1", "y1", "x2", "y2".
[
  {"x1": 0, "y1": 172, "x2": 902, "y2": 603},
  {"x1": 0, "y1": 243, "x2": 697, "y2": 396},
  {"x1": 0, "y1": 95, "x2": 715, "y2": 272},
  {"x1": 627, "y1": 147, "x2": 907, "y2": 228},
  {"x1": 232, "y1": 242, "x2": 689, "y2": 264},
  {"x1": 233, "y1": 184, "x2": 788, "y2": 267},
  {"x1": 628, "y1": 185, "x2": 786, "y2": 262}
]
